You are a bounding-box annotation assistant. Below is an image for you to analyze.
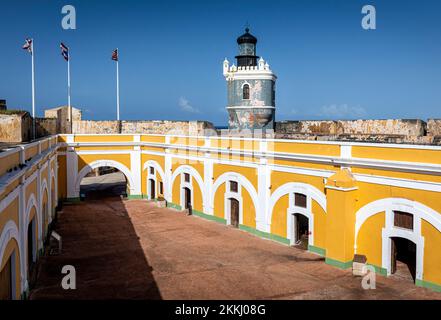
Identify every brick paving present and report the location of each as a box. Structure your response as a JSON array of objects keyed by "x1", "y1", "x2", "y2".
[{"x1": 30, "y1": 197, "x2": 441, "y2": 300}]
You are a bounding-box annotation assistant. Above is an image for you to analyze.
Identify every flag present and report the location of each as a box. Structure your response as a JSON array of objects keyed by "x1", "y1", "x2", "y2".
[
  {"x1": 112, "y1": 49, "x2": 118, "y2": 61},
  {"x1": 22, "y1": 38, "x2": 32, "y2": 54},
  {"x1": 60, "y1": 42, "x2": 69, "y2": 61}
]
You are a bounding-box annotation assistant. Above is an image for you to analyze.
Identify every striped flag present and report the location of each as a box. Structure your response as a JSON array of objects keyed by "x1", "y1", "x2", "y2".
[
  {"x1": 111, "y1": 49, "x2": 118, "y2": 61},
  {"x1": 60, "y1": 42, "x2": 69, "y2": 61},
  {"x1": 22, "y1": 38, "x2": 33, "y2": 54}
]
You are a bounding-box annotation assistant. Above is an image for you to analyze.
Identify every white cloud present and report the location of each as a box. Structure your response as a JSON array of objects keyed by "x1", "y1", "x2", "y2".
[
  {"x1": 319, "y1": 104, "x2": 366, "y2": 119},
  {"x1": 179, "y1": 97, "x2": 200, "y2": 113}
]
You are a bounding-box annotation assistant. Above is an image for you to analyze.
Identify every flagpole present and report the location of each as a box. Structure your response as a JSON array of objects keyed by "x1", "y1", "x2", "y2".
[
  {"x1": 116, "y1": 48, "x2": 120, "y2": 121},
  {"x1": 31, "y1": 39, "x2": 36, "y2": 140},
  {"x1": 67, "y1": 49, "x2": 72, "y2": 133}
]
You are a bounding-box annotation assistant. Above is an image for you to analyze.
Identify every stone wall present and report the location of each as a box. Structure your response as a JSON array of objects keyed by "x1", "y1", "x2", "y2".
[
  {"x1": 427, "y1": 119, "x2": 441, "y2": 137},
  {"x1": 276, "y1": 119, "x2": 426, "y2": 136},
  {"x1": 73, "y1": 120, "x2": 215, "y2": 135},
  {"x1": 0, "y1": 112, "x2": 31, "y2": 143},
  {"x1": 36, "y1": 117, "x2": 58, "y2": 137}
]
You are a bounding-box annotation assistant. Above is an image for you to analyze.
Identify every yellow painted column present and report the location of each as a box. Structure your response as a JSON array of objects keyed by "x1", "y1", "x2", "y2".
[{"x1": 324, "y1": 169, "x2": 358, "y2": 269}]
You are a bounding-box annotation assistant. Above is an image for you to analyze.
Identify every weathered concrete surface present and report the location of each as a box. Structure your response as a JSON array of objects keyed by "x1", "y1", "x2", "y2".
[
  {"x1": 276, "y1": 119, "x2": 426, "y2": 136},
  {"x1": 275, "y1": 119, "x2": 441, "y2": 144},
  {"x1": 0, "y1": 112, "x2": 31, "y2": 143},
  {"x1": 30, "y1": 198, "x2": 441, "y2": 300},
  {"x1": 72, "y1": 120, "x2": 215, "y2": 135},
  {"x1": 427, "y1": 119, "x2": 441, "y2": 136}
]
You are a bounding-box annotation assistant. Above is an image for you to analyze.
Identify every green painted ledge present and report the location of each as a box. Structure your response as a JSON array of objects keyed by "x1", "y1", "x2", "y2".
[
  {"x1": 166, "y1": 202, "x2": 182, "y2": 211},
  {"x1": 367, "y1": 264, "x2": 388, "y2": 276},
  {"x1": 308, "y1": 245, "x2": 326, "y2": 257},
  {"x1": 64, "y1": 197, "x2": 81, "y2": 203},
  {"x1": 126, "y1": 194, "x2": 145, "y2": 200},
  {"x1": 239, "y1": 224, "x2": 290, "y2": 245},
  {"x1": 416, "y1": 279, "x2": 441, "y2": 293},
  {"x1": 193, "y1": 210, "x2": 227, "y2": 224},
  {"x1": 325, "y1": 257, "x2": 353, "y2": 270}
]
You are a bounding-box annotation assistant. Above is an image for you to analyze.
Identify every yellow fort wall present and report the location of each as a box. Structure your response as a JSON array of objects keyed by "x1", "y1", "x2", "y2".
[{"x1": 2, "y1": 133, "x2": 441, "y2": 298}]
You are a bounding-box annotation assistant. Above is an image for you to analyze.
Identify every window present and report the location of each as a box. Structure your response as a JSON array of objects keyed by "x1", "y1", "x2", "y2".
[
  {"x1": 149, "y1": 167, "x2": 155, "y2": 175},
  {"x1": 230, "y1": 181, "x2": 238, "y2": 193},
  {"x1": 184, "y1": 173, "x2": 190, "y2": 183},
  {"x1": 294, "y1": 193, "x2": 307, "y2": 208},
  {"x1": 159, "y1": 182, "x2": 163, "y2": 195},
  {"x1": 394, "y1": 211, "x2": 413, "y2": 230},
  {"x1": 243, "y1": 84, "x2": 250, "y2": 100}
]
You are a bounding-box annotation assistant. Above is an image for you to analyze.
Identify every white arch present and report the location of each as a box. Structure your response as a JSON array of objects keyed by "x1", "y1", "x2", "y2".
[
  {"x1": 25, "y1": 194, "x2": 40, "y2": 233},
  {"x1": 211, "y1": 172, "x2": 260, "y2": 220},
  {"x1": 171, "y1": 165, "x2": 206, "y2": 210},
  {"x1": 355, "y1": 198, "x2": 441, "y2": 238},
  {"x1": 40, "y1": 179, "x2": 49, "y2": 232},
  {"x1": 143, "y1": 160, "x2": 165, "y2": 183},
  {"x1": 0, "y1": 220, "x2": 20, "y2": 299},
  {"x1": 74, "y1": 160, "x2": 136, "y2": 196},
  {"x1": 50, "y1": 168, "x2": 57, "y2": 207},
  {"x1": 267, "y1": 182, "x2": 327, "y2": 225},
  {"x1": 354, "y1": 197, "x2": 441, "y2": 280},
  {"x1": 0, "y1": 220, "x2": 20, "y2": 269}
]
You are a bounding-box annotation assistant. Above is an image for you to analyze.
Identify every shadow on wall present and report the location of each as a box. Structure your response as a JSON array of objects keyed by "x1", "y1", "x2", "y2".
[{"x1": 28, "y1": 174, "x2": 162, "y2": 300}]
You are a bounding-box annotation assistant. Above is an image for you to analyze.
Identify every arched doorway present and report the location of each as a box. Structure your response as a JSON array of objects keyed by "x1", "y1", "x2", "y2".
[
  {"x1": 80, "y1": 166, "x2": 129, "y2": 200},
  {"x1": 149, "y1": 179, "x2": 156, "y2": 200},
  {"x1": 391, "y1": 237, "x2": 417, "y2": 282},
  {"x1": 27, "y1": 218, "x2": 36, "y2": 277},
  {"x1": 0, "y1": 253, "x2": 13, "y2": 300},
  {"x1": 183, "y1": 187, "x2": 192, "y2": 214},
  {"x1": 229, "y1": 198, "x2": 240, "y2": 228},
  {"x1": 42, "y1": 202, "x2": 47, "y2": 238},
  {"x1": 292, "y1": 213, "x2": 309, "y2": 250}
]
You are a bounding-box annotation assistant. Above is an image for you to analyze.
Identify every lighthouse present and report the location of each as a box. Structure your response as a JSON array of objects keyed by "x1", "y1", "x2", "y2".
[{"x1": 223, "y1": 28, "x2": 277, "y2": 131}]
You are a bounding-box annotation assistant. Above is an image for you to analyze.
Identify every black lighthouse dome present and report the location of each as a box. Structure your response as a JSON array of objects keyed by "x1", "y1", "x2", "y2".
[
  {"x1": 235, "y1": 28, "x2": 259, "y2": 67},
  {"x1": 237, "y1": 28, "x2": 257, "y2": 45}
]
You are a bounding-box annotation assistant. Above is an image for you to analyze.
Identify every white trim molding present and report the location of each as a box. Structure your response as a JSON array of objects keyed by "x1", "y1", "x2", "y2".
[
  {"x1": 171, "y1": 165, "x2": 205, "y2": 211},
  {"x1": 211, "y1": 172, "x2": 259, "y2": 226},
  {"x1": 74, "y1": 160, "x2": 136, "y2": 198},
  {"x1": 267, "y1": 182, "x2": 327, "y2": 228},
  {"x1": 355, "y1": 198, "x2": 441, "y2": 280}
]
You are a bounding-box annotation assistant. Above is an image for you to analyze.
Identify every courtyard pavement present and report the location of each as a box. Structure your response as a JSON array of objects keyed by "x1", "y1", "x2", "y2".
[{"x1": 30, "y1": 196, "x2": 441, "y2": 300}]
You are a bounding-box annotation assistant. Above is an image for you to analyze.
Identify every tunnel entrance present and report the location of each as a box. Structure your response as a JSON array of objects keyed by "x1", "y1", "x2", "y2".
[
  {"x1": 293, "y1": 213, "x2": 309, "y2": 250},
  {"x1": 80, "y1": 167, "x2": 129, "y2": 200},
  {"x1": 391, "y1": 237, "x2": 417, "y2": 283}
]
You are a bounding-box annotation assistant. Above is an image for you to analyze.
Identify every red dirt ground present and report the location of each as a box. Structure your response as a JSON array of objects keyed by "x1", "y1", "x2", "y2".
[{"x1": 30, "y1": 198, "x2": 441, "y2": 300}]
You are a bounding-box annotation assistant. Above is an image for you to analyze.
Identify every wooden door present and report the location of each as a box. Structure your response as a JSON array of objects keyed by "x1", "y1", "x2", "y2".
[
  {"x1": 27, "y1": 221, "x2": 34, "y2": 274},
  {"x1": 184, "y1": 188, "x2": 192, "y2": 214},
  {"x1": 230, "y1": 199, "x2": 239, "y2": 228},
  {"x1": 391, "y1": 238, "x2": 397, "y2": 274},
  {"x1": 0, "y1": 257, "x2": 12, "y2": 300},
  {"x1": 149, "y1": 179, "x2": 156, "y2": 200}
]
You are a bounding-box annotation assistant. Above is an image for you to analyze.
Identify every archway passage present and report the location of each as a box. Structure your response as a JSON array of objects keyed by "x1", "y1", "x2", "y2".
[
  {"x1": 391, "y1": 237, "x2": 417, "y2": 282},
  {"x1": 293, "y1": 213, "x2": 309, "y2": 250},
  {"x1": 80, "y1": 166, "x2": 129, "y2": 200},
  {"x1": 27, "y1": 219, "x2": 36, "y2": 277},
  {"x1": 183, "y1": 187, "x2": 192, "y2": 214},
  {"x1": 0, "y1": 255, "x2": 12, "y2": 300},
  {"x1": 230, "y1": 198, "x2": 239, "y2": 228},
  {"x1": 149, "y1": 179, "x2": 156, "y2": 200}
]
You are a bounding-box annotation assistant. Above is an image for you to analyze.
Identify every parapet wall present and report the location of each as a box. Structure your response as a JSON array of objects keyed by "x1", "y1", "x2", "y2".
[
  {"x1": 73, "y1": 120, "x2": 215, "y2": 135},
  {"x1": 276, "y1": 119, "x2": 426, "y2": 136},
  {"x1": 275, "y1": 119, "x2": 440, "y2": 145}
]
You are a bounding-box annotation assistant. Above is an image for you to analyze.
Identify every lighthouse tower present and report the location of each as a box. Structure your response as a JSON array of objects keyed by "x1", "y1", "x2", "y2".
[{"x1": 223, "y1": 28, "x2": 277, "y2": 131}]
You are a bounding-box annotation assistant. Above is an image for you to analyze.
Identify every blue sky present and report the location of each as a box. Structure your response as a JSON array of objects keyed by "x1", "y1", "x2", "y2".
[{"x1": 0, "y1": 0, "x2": 440, "y2": 125}]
